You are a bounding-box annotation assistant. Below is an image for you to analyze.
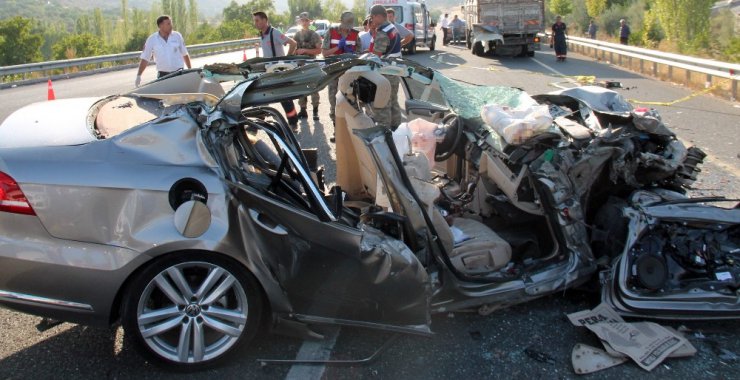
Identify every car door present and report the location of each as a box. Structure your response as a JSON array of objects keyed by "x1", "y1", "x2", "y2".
[{"x1": 227, "y1": 127, "x2": 430, "y2": 329}]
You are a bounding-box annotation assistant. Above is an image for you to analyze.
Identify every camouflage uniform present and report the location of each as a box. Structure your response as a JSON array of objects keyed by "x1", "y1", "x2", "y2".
[
  {"x1": 295, "y1": 28, "x2": 322, "y2": 109},
  {"x1": 322, "y1": 28, "x2": 363, "y2": 122},
  {"x1": 371, "y1": 26, "x2": 402, "y2": 130}
]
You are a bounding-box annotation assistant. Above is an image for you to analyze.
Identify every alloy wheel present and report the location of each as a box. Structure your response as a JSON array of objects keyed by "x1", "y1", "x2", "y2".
[{"x1": 135, "y1": 261, "x2": 249, "y2": 364}]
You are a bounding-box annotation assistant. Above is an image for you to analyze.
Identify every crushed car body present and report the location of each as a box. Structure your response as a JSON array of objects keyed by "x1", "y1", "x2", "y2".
[{"x1": 0, "y1": 55, "x2": 737, "y2": 369}]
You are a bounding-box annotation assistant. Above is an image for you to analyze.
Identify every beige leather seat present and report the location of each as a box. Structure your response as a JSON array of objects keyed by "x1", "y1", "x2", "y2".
[{"x1": 334, "y1": 70, "x2": 391, "y2": 201}]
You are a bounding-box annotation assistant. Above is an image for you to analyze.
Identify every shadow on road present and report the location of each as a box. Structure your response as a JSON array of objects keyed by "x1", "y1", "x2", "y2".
[{"x1": 0, "y1": 322, "x2": 299, "y2": 378}]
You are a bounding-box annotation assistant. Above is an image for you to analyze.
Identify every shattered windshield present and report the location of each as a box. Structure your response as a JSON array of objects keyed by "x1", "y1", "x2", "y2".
[{"x1": 436, "y1": 74, "x2": 536, "y2": 120}]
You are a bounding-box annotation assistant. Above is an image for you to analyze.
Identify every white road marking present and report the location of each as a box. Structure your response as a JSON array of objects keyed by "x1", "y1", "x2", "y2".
[{"x1": 284, "y1": 326, "x2": 341, "y2": 380}]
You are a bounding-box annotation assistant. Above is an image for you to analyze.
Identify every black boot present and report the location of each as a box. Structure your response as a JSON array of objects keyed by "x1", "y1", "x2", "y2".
[
  {"x1": 297, "y1": 107, "x2": 308, "y2": 119},
  {"x1": 313, "y1": 107, "x2": 319, "y2": 121}
]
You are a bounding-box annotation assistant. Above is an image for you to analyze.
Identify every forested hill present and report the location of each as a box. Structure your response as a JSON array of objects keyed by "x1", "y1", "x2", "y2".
[{"x1": 0, "y1": 0, "x2": 262, "y2": 19}]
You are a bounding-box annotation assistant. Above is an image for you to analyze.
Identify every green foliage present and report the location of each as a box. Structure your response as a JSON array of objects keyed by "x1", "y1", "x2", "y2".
[
  {"x1": 653, "y1": 0, "x2": 713, "y2": 52},
  {"x1": 0, "y1": 16, "x2": 43, "y2": 65},
  {"x1": 288, "y1": 0, "x2": 322, "y2": 21},
  {"x1": 585, "y1": 0, "x2": 607, "y2": 19},
  {"x1": 53, "y1": 33, "x2": 108, "y2": 60},
  {"x1": 323, "y1": 0, "x2": 346, "y2": 23},
  {"x1": 722, "y1": 37, "x2": 740, "y2": 63},
  {"x1": 640, "y1": 10, "x2": 663, "y2": 47},
  {"x1": 568, "y1": 0, "x2": 591, "y2": 35},
  {"x1": 549, "y1": 0, "x2": 573, "y2": 17},
  {"x1": 352, "y1": 0, "x2": 367, "y2": 20},
  {"x1": 124, "y1": 30, "x2": 150, "y2": 52}
]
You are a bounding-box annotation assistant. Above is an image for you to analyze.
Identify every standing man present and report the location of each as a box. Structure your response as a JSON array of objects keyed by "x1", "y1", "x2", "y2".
[
  {"x1": 440, "y1": 13, "x2": 450, "y2": 46},
  {"x1": 294, "y1": 12, "x2": 323, "y2": 121},
  {"x1": 253, "y1": 11, "x2": 299, "y2": 129},
  {"x1": 322, "y1": 11, "x2": 362, "y2": 142},
  {"x1": 369, "y1": 4, "x2": 402, "y2": 130},
  {"x1": 619, "y1": 19, "x2": 631, "y2": 45},
  {"x1": 135, "y1": 15, "x2": 191, "y2": 87},
  {"x1": 359, "y1": 16, "x2": 374, "y2": 52},
  {"x1": 449, "y1": 15, "x2": 464, "y2": 44},
  {"x1": 587, "y1": 19, "x2": 597, "y2": 40},
  {"x1": 386, "y1": 9, "x2": 413, "y2": 52}
]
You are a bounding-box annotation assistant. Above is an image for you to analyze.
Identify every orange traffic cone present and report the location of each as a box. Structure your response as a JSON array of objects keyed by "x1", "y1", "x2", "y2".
[
  {"x1": 47, "y1": 79, "x2": 56, "y2": 101},
  {"x1": 243, "y1": 49, "x2": 247, "y2": 61}
]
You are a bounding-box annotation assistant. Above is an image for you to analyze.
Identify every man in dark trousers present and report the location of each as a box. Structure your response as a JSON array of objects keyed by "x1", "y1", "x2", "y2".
[
  {"x1": 136, "y1": 15, "x2": 191, "y2": 86},
  {"x1": 619, "y1": 19, "x2": 631, "y2": 45},
  {"x1": 293, "y1": 12, "x2": 323, "y2": 121},
  {"x1": 253, "y1": 11, "x2": 299, "y2": 129}
]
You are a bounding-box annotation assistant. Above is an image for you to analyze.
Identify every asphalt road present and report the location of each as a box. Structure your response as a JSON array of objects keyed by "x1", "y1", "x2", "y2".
[{"x1": 0, "y1": 40, "x2": 739, "y2": 379}]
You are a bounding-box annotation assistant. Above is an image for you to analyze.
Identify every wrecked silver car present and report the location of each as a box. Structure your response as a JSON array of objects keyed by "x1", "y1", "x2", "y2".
[{"x1": 0, "y1": 56, "x2": 737, "y2": 370}]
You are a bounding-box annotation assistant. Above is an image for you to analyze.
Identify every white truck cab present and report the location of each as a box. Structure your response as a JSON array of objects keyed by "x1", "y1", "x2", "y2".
[{"x1": 367, "y1": 0, "x2": 437, "y2": 54}]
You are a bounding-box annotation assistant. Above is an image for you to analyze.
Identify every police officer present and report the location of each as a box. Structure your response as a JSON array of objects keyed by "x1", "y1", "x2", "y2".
[
  {"x1": 321, "y1": 11, "x2": 362, "y2": 142},
  {"x1": 369, "y1": 4, "x2": 402, "y2": 130},
  {"x1": 294, "y1": 12, "x2": 323, "y2": 121}
]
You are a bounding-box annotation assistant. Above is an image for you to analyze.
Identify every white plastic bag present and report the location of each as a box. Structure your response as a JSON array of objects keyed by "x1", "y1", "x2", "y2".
[{"x1": 480, "y1": 104, "x2": 552, "y2": 145}]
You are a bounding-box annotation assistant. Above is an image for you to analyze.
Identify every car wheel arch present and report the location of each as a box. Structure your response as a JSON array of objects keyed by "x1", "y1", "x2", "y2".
[{"x1": 109, "y1": 249, "x2": 273, "y2": 328}]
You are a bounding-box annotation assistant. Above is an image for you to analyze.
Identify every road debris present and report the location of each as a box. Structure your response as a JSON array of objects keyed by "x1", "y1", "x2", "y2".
[
  {"x1": 571, "y1": 344, "x2": 628, "y2": 374},
  {"x1": 524, "y1": 347, "x2": 556, "y2": 364},
  {"x1": 567, "y1": 304, "x2": 696, "y2": 373}
]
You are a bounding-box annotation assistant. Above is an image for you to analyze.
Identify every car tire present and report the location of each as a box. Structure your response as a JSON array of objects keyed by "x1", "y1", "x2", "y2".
[
  {"x1": 528, "y1": 50, "x2": 535, "y2": 57},
  {"x1": 122, "y1": 252, "x2": 263, "y2": 370},
  {"x1": 408, "y1": 39, "x2": 416, "y2": 55},
  {"x1": 472, "y1": 41, "x2": 484, "y2": 56}
]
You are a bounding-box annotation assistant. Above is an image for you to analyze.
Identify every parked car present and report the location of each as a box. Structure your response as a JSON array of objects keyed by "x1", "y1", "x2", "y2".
[
  {"x1": 284, "y1": 25, "x2": 301, "y2": 40},
  {"x1": 312, "y1": 19, "x2": 331, "y2": 38},
  {"x1": 0, "y1": 57, "x2": 737, "y2": 370}
]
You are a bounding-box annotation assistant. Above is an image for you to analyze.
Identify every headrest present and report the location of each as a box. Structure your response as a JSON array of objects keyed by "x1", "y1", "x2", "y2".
[{"x1": 337, "y1": 70, "x2": 391, "y2": 109}]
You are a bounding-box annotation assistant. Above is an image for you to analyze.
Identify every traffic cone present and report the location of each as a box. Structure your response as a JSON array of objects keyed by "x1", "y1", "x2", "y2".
[
  {"x1": 243, "y1": 49, "x2": 247, "y2": 61},
  {"x1": 47, "y1": 79, "x2": 56, "y2": 101}
]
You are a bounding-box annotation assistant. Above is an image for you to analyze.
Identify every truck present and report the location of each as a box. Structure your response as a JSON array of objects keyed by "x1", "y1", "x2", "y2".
[
  {"x1": 367, "y1": 0, "x2": 437, "y2": 54},
  {"x1": 462, "y1": 0, "x2": 544, "y2": 57}
]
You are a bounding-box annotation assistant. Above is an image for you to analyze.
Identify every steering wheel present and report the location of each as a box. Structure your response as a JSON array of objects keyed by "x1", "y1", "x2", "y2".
[{"x1": 435, "y1": 112, "x2": 464, "y2": 162}]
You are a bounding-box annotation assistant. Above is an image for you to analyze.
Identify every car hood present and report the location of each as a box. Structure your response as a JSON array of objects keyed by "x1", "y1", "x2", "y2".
[{"x1": 0, "y1": 97, "x2": 101, "y2": 148}]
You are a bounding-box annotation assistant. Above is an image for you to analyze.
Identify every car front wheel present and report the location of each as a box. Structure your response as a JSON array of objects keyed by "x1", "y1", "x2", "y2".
[{"x1": 122, "y1": 252, "x2": 263, "y2": 369}]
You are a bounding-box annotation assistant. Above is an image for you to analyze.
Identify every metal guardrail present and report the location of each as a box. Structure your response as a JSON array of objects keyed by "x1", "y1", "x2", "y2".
[
  {"x1": 0, "y1": 38, "x2": 259, "y2": 80},
  {"x1": 561, "y1": 35, "x2": 740, "y2": 101}
]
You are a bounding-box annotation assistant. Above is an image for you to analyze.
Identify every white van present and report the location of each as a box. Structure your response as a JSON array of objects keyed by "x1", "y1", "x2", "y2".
[{"x1": 367, "y1": 0, "x2": 436, "y2": 54}]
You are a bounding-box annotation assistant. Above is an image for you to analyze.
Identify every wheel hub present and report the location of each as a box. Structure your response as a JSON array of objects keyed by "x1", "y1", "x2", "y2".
[{"x1": 184, "y1": 303, "x2": 202, "y2": 317}]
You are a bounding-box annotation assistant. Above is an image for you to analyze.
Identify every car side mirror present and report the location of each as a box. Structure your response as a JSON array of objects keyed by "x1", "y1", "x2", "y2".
[{"x1": 174, "y1": 200, "x2": 212, "y2": 238}]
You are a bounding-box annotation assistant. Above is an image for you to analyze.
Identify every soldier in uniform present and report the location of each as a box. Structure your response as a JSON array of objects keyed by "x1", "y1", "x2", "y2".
[
  {"x1": 294, "y1": 12, "x2": 323, "y2": 121},
  {"x1": 321, "y1": 11, "x2": 362, "y2": 142},
  {"x1": 368, "y1": 4, "x2": 402, "y2": 130}
]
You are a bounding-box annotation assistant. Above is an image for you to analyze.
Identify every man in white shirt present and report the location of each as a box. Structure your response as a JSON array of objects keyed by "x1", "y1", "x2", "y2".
[
  {"x1": 386, "y1": 8, "x2": 413, "y2": 53},
  {"x1": 135, "y1": 15, "x2": 191, "y2": 87},
  {"x1": 253, "y1": 11, "x2": 300, "y2": 129},
  {"x1": 440, "y1": 13, "x2": 450, "y2": 45}
]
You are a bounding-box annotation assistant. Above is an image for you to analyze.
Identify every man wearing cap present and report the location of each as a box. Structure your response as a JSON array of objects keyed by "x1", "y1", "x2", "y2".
[
  {"x1": 369, "y1": 4, "x2": 402, "y2": 130},
  {"x1": 253, "y1": 11, "x2": 300, "y2": 129},
  {"x1": 294, "y1": 12, "x2": 323, "y2": 121},
  {"x1": 321, "y1": 11, "x2": 362, "y2": 142}
]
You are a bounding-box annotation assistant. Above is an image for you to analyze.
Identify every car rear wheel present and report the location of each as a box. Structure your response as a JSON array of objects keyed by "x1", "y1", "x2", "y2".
[
  {"x1": 472, "y1": 41, "x2": 484, "y2": 56},
  {"x1": 122, "y1": 252, "x2": 263, "y2": 369}
]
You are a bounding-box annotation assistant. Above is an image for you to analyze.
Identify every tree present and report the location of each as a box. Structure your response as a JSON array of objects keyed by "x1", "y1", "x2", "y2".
[
  {"x1": 288, "y1": 0, "x2": 322, "y2": 21},
  {"x1": 188, "y1": 0, "x2": 198, "y2": 37},
  {"x1": 549, "y1": 0, "x2": 573, "y2": 17},
  {"x1": 653, "y1": 0, "x2": 714, "y2": 52},
  {"x1": 323, "y1": 0, "x2": 346, "y2": 23},
  {"x1": 124, "y1": 30, "x2": 150, "y2": 52},
  {"x1": 121, "y1": 0, "x2": 129, "y2": 38},
  {"x1": 53, "y1": 33, "x2": 107, "y2": 60},
  {"x1": 0, "y1": 16, "x2": 43, "y2": 65},
  {"x1": 585, "y1": 0, "x2": 607, "y2": 19},
  {"x1": 352, "y1": 0, "x2": 366, "y2": 20}
]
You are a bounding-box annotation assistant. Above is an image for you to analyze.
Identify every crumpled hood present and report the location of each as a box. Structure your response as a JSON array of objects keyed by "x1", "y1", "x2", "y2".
[{"x1": 0, "y1": 98, "x2": 101, "y2": 148}]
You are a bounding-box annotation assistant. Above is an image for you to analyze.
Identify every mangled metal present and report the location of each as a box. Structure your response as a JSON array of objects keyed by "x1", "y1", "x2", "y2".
[{"x1": 0, "y1": 55, "x2": 737, "y2": 370}]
